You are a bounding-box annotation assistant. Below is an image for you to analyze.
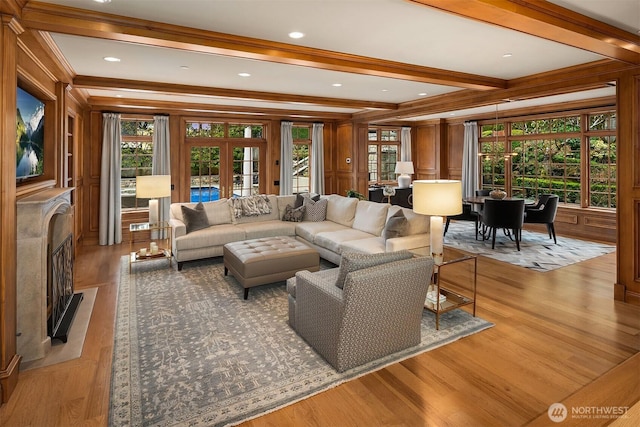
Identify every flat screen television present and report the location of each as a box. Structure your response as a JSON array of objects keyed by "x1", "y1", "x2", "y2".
[{"x1": 16, "y1": 86, "x2": 45, "y2": 181}]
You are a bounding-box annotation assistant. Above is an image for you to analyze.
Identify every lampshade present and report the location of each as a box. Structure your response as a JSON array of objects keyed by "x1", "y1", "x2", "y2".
[
  {"x1": 412, "y1": 180, "x2": 462, "y2": 216},
  {"x1": 394, "y1": 161, "x2": 414, "y2": 175},
  {"x1": 136, "y1": 175, "x2": 171, "y2": 199}
]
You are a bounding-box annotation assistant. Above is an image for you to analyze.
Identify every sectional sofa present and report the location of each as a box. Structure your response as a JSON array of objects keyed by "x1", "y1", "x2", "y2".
[{"x1": 168, "y1": 193, "x2": 431, "y2": 270}]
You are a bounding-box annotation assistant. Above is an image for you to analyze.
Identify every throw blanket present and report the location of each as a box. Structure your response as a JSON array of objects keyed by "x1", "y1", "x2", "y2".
[{"x1": 229, "y1": 195, "x2": 272, "y2": 218}]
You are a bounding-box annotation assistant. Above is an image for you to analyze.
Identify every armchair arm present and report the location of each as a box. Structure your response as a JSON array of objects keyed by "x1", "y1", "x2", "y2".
[{"x1": 294, "y1": 270, "x2": 345, "y2": 368}]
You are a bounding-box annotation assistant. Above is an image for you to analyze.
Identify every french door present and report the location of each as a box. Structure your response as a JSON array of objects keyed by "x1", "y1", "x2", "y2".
[{"x1": 189, "y1": 142, "x2": 265, "y2": 202}]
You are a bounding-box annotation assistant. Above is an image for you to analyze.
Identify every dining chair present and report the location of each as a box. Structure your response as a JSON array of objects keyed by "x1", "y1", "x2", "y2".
[
  {"x1": 444, "y1": 202, "x2": 480, "y2": 239},
  {"x1": 524, "y1": 194, "x2": 559, "y2": 244},
  {"x1": 481, "y1": 198, "x2": 526, "y2": 250}
]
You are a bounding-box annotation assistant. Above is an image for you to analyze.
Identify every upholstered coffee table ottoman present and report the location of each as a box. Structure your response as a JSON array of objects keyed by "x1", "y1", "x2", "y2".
[{"x1": 223, "y1": 236, "x2": 320, "y2": 299}]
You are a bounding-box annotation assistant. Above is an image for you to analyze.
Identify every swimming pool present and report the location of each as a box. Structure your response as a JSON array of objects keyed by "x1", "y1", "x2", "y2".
[{"x1": 190, "y1": 187, "x2": 220, "y2": 202}]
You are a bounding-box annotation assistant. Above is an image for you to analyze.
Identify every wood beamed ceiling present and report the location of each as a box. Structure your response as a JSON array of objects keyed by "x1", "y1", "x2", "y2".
[{"x1": 20, "y1": 0, "x2": 640, "y2": 121}]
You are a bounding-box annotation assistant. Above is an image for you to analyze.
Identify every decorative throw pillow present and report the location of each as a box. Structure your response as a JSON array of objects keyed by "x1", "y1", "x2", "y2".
[
  {"x1": 335, "y1": 250, "x2": 414, "y2": 289},
  {"x1": 303, "y1": 197, "x2": 327, "y2": 222},
  {"x1": 282, "y1": 204, "x2": 305, "y2": 222},
  {"x1": 383, "y1": 210, "x2": 408, "y2": 241},
  {"x1": 181, "y1": 202, "x2": 209, "y2": 233},
  {"x1": 294, "y1": 192, "x2": 320, "y2": 208}
]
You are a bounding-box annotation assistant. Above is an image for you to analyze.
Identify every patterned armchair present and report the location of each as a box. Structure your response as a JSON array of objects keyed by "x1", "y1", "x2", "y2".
[{"x1": 287, "y1": 253, "x2": 434, "y2": 372}]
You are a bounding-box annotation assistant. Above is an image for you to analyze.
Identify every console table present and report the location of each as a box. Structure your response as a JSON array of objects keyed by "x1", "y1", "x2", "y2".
[{"x1": 368, "y1": 186, "x2": 413, "y2": 208}]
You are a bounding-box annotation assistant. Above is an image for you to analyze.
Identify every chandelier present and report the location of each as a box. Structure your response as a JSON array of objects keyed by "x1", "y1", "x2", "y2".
[{"x1": 479, "y1": 104, "x2": 517, "y2": 161}]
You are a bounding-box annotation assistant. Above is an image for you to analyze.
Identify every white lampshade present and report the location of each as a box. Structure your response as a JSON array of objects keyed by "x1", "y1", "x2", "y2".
[
  {"x1": 412, "y1": 180, "x2": 462, "y2": 265},
  {"x1": 136, "y1": 175, "x2": 171, "y2": 199},
  {"x1": 412, "y1": 180, "x2": 462, "y2": 216},
  {"x1": 394, "y1": 161, "x2": 414, "y2": 175}
]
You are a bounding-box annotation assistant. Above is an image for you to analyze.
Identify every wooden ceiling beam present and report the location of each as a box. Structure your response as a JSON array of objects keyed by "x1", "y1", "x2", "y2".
[
  {"x1": 88, "y1": 96, "x2": 352, "y2": 121},
  {"x1": 21, "y1": 2, "x2": 506, "y2": 90},
  {"x1": 72, "y1": 75, "x2": 395, "y2": 110},
  {"x1": 408, "y1": 0, "x2": 640, "y2": 65}
]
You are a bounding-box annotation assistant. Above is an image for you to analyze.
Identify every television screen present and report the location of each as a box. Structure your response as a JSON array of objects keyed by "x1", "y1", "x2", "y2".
[{"x1": 16, "y1": 86, "x2": 45, "y2": 180}]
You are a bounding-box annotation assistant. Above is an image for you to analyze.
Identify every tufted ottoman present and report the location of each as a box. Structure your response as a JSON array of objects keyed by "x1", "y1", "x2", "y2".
[{"x1": 223, "y1": 236, "x2": 320, "y2": 299}]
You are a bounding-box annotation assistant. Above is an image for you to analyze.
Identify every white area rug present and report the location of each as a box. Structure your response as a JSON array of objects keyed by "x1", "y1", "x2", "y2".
[
  {"x1": 444, "y1": 220, "x2": 615, "y2": 272},
  {"x1": 21, "y1": 287, "x2": 97, "y2": 370}
]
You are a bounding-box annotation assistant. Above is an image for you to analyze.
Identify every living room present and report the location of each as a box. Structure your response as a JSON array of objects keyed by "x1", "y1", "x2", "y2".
[{"x1": 1, "y1": 0, "x2": 639, "y2": 425}]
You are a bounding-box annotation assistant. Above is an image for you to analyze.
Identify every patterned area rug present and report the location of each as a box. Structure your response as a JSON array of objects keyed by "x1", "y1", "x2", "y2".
[
  {"x1": 444, "y1": 220, "x2": 615, "y2": 272},
  {"x1": 110, "y1": 256, "x2": 493, "y2": 426}
]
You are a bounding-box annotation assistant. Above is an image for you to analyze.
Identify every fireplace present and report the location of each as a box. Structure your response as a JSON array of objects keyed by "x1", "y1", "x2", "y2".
[{"x1": 16, "y1": 188, "x2": 81, "y2": 363}]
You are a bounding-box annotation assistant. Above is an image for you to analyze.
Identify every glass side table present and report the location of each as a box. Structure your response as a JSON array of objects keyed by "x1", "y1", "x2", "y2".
[
  {"x1": 129, "y1": 221, "x2": 172, "y2": 272},
  {"x1": 424, "y1": 255, "x2": 477, "y2": 330}
]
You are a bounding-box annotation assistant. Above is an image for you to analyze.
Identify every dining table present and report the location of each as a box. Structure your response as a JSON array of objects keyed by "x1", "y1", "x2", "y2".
[{"x1": 462, "y1": 196, "x2": 536, "y2": 243}]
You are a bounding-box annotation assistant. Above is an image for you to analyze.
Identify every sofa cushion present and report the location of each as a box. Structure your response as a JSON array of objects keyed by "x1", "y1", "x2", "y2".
[
  {"x1": 203, "y1": 199, "x2": 233, "y2": 225},
  {"x1": 352, "y1": 200, "x2": 389, "y2": 236},
  {"x1": 314, "y1": 229, "x2": 376, "y2": 255},
  {"x1": 383, "y1": 209, "x2": 408, "y2": 241},
  {"x1": 277, "y1": 195, "x2": 297, "y2": 219},
  {"x1": 294, "y1": 192, "x2": 320, "y2": 208},
  {"x1": 303, "y1": 197, "x2": 328, "y2": 222},
  {"x1": 174, "y1": 224, "x2": 246, "y2": 251},
  {"x1": 335, "y1": 250, "x2": 414, "y2": 289},
  {"x1": 341, "y1": 237, "x2": 386, "y2": 255},
  {"x1": 325, "y1": 195, "x2": 358, "y2": 227},
  {"x1": 388, "y1": 206, "x2": 430, "y2": 235},
  {"x1": 282, "y1": 204, "x2": 305, "y2": 222},
  {"x1": 181, "y1": 202, "x2": 210, "y2": 233},
  {"x1": 295, "y1": 221, "x2": 349, "y2": 244}
]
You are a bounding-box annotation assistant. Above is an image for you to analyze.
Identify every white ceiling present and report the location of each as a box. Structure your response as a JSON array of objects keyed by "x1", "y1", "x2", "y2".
[{"x1": 37, "y1": 0, "x2": 638, "y2": 120}]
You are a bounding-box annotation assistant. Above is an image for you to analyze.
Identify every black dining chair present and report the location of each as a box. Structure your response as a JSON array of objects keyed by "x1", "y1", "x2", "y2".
[
  {"x1": 524, "y1": 194, "x2": 559, "y2": 244},
  {"x1": 444, "y1": 203, "x2": 480, "y2": 239},
  {"x1": 476, "y1": 189, "x2": 491, "y2": 197},
  {"x1": 481, "y1": 198, "x2": 526, "y2": 250}
]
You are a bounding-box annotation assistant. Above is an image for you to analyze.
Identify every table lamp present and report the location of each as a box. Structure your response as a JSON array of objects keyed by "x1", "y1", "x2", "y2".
[
  {"x1": 395, "y1": 161, "x2": 414, "y2": 189},
  {"x1": 136, "y1": 175, "x2": 171, "y2": 224},
  {"x1": 412, "y1": 180, "x2": 462, "y2": 264}
]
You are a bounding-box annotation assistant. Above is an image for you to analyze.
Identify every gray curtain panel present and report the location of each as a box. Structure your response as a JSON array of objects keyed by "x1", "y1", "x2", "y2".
[
  {"x1": 400, "y1": 126, "x2": 412, "y2": 162},
  {"x1": 99, "y1": 112, "x2": 122, "y2": 245},
  {"x1": 279, "y1": 121, "x2": 293, "y2": 195},
  {"x1": 311, "y1": 123, "x2": 325, "y2": 195},
  {"x1": 462, "y1": 121, "x2": 480, "y2": 200},
  {"x1": 152, "y1": 115, "x2": 171, "y2": 238}
]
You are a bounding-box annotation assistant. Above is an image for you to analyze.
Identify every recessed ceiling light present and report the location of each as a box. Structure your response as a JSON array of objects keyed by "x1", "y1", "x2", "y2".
[
  {"x1": 418, "y1": 92, "x2": 427, "y2": 96},
  {"x1": 103, "y1": 56, "x2": 120, "y2": 62},
  {"x1": 93, "y1": 0, "x2": 111, "y2": 3},
  {"x1": 238, "y1": 72, "x2": 251, "y2": 77},
  {"x1": 288, "y1": 31, "x2": 305, "y2": 39},
  {"x1": 115, "y1": 94, "x2": 122, "y2": 98},
  {"x1": 381, "y1": 89, "x2": 388, "y2": 92},
  {"x1": 503, "y1": 53, "x2": 513, "y2": 58},
  {"x1": 332, "y1": 83, "x2": 342, "y2": 87},
  {"x1": 180, "y1": 65, "x2": 190, "y2": 70}
]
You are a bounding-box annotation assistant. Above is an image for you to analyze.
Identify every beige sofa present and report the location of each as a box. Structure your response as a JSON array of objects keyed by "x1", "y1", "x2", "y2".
[{"x1": 169, "y1": 193, "x2": 430, "y2": 270}]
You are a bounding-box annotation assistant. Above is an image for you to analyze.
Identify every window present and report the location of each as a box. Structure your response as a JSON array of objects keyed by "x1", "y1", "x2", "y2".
[
  {"x1": 121, "y1": 119, "x2": 153, "y2": 209},
  {"x1": 292, "y1": 125, "x2": 311, "y2": 194},
  {"x1": 368, "y1": 127, "x2": 399, "y2": 184},
  {"x1": 479, "y1": 110, "x2": 616, "y2": 209}
]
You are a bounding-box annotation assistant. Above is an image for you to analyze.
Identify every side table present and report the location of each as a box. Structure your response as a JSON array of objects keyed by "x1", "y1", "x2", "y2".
[
  {"x1": 424, "y1": 255, "x2": 477, "y2": 330},
  {"x1": 129, "y1": 221, "x2": 172, "y2": 272}
]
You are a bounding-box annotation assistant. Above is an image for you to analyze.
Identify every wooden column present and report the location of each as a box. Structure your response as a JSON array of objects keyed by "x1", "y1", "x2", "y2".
[
  {"x1": 0, "y1": 14, "x2": 23, "y2": 403},
  {"x1": 615, "y1": 71, "x2": 640, "y2": 304}
]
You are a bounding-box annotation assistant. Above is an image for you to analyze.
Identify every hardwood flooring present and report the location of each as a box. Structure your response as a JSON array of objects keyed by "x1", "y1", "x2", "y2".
[{"x1": 0, "y1": 243, "x2": 638, "y2": 426}]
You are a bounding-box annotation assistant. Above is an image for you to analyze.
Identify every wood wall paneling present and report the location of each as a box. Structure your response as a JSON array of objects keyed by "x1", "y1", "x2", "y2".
[
  {"x1": 447, "y1": 122, "x2": 464, "y2": 180},
  {"x1": 415, "y1": 124, "x2": 439, "y2": 179}
]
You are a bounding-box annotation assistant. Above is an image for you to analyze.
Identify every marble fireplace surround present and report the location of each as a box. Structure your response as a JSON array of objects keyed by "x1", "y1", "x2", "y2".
[{"x1": 16, "y1": 188, "x2": 73, "y2": 363}]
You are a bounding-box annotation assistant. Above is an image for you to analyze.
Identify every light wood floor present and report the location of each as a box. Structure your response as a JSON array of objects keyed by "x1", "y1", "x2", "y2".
[{"x1": 1, "y1": 242, "x2": 639, "y2": 426}]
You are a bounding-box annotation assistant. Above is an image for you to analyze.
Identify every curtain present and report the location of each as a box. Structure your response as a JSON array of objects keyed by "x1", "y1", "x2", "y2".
[
  {"x1": 99, "y1": 113, "x2": 122, "y2": 245},
  {"x1": 311, "y1": 122, "x2": 325, "y2": 195},
  {"x1": 462, "y1": 121, "x2": 480, "y2": 200},
  {"x1": 400, "y1": 127, "x2": 412, "y2": 162},
  {"x1": 152, "y1": 115, "x2": 171, "y2": 238},
  {"x1": 279, "y1": 121, "x2": 293, "y2": 195}
]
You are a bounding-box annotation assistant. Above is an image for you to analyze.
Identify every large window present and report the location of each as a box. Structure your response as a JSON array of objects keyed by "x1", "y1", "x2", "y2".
[
  {"x1": 292, "y1": 125, "x2": 311, "y2": 194},
  {"x1": 368, "y1": 127, "x2": 399, "y2": 184},
  {"x1": 479, "y1": 110, "x2": 616, "y2": 209},
  {"x1": 121, "y1": 119, "x2": 153, "y2": 209}
]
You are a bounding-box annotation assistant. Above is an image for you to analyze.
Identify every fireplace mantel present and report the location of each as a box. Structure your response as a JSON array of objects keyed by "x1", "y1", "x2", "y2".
[{"x1": 16, "y1": 188, "x2": 74, "y2": 362}]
